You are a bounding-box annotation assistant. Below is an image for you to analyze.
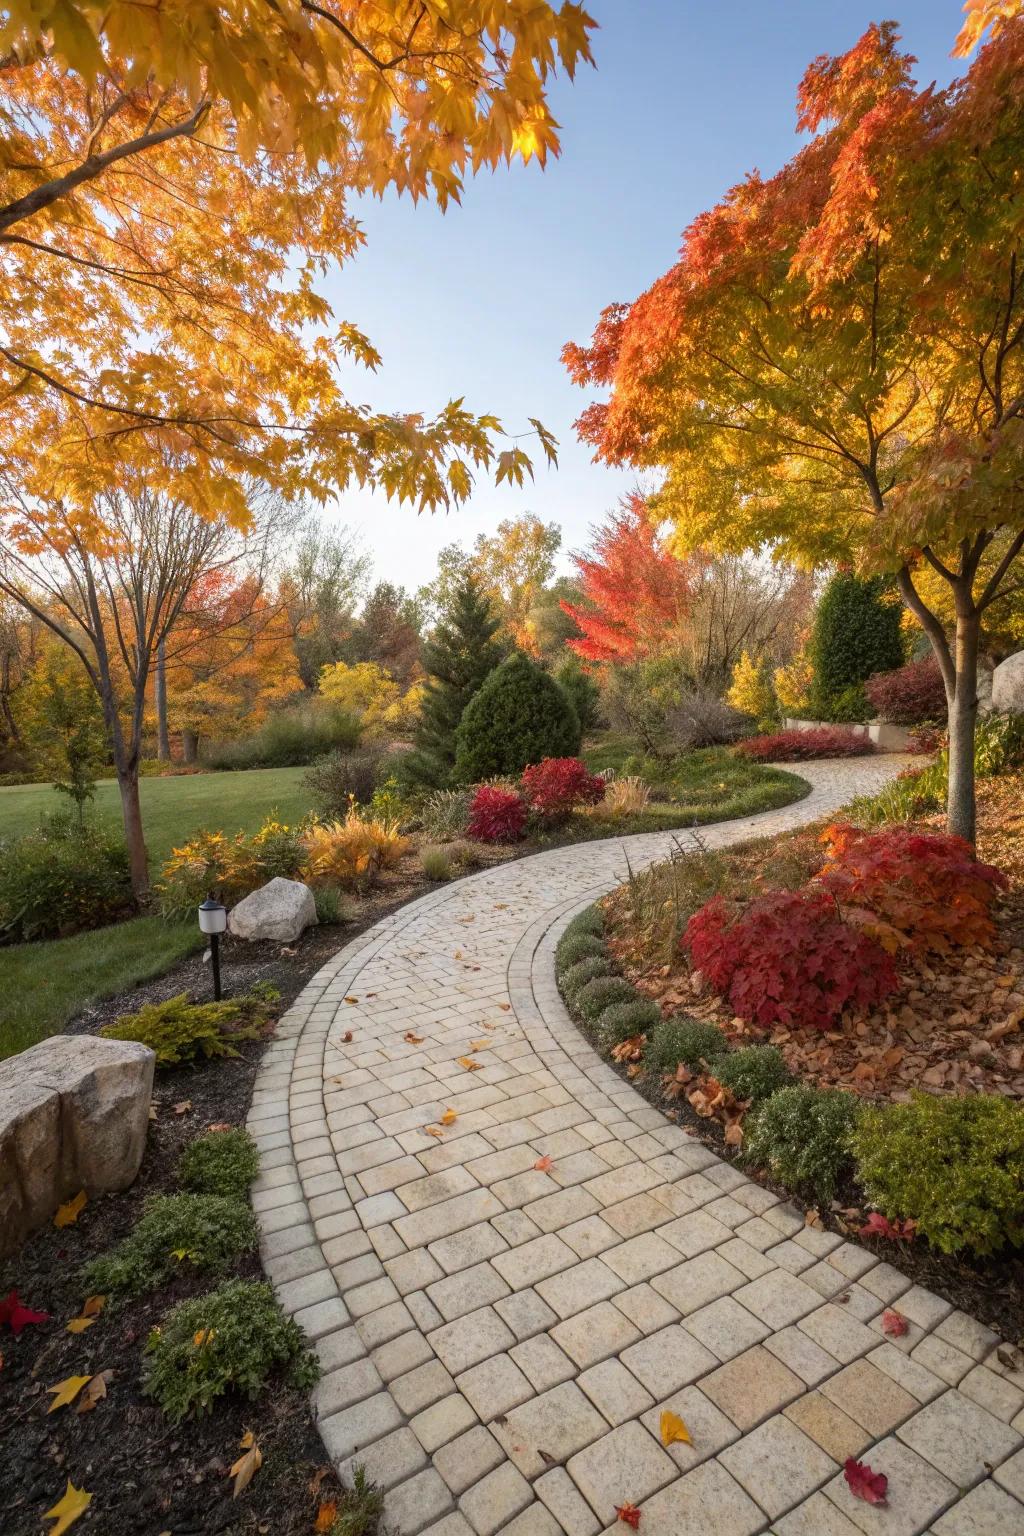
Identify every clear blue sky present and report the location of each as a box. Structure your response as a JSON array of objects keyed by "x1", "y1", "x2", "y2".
[{"x1": 324, "y1": 1, "x2": 968, "y2": 593}]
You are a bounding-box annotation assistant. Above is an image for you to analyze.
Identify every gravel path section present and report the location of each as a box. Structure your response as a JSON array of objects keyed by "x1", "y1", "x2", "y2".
[{"x1": 248, "y1": 757, "x2": 1024, "y2": 1536}]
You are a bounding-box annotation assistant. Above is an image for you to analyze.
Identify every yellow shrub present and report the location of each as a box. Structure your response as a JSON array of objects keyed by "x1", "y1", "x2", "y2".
[
  {"x1": 726, "y1": 650, "x2": 777, "y2": 719},
  {"x1": 774, "y1": 649, "x2": 814, "y2": 716},
  {"x1": 301, "y1": 809, "x2": 409, "y2": 888}
]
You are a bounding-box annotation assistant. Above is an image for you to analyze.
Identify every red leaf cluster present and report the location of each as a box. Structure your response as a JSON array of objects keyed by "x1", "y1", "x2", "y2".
[
  {"x1": 736, "y1": 727, "x2": 875, "y2": 762},
  {"x1": 521, "y1": 757, "x2": 605, "y2": 820},
  {"x1": 0, "y1": 1288, "x2": 49, "y2": 1334},
  {"x1": 819, "y1": 823, "x2": 1007, "y2": 955},
  {"x1": 684, "y1": 890, "x2": 899, "y2": 1032},
  {"x1": 861, "y1": 1212, "x2": 917, "y2": 1242},
  {"x1": 466, "y1": 785, "x2": 527, "y2": 844},
  {"x1": 864, "y1": 656, "x2": 947, "y2": 725}
]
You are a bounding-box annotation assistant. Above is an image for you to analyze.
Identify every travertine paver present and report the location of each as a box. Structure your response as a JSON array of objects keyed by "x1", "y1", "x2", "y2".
[{"x1": 247, "y1": 757, "x2": 1024, "y2": 1535}]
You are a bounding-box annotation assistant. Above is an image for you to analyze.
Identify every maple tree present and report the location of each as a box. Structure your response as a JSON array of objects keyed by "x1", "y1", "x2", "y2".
[
  {"x1": 564, "y1": 19, "x2": 1024, "y2": 841},
  {"x1": 0, "y1": 3, "x2": 589, "y2": 527},
  {"x1": 562, "y1": 494, "x2": 690, "y2": 663}
]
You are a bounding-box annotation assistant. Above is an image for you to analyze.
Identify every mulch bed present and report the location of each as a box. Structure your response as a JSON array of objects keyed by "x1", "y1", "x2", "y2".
[{"x1": 591, "y1": 774, "x2": 1024, "y2": 1343}]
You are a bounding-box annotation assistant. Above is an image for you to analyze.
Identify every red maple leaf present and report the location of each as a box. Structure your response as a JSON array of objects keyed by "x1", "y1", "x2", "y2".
[
  {"x1": 0, "y1": 1289, "x2": 50, "y2": 1335},
  {"x1": 615, "y1": 1503, "x2": 642, "y2": 1529},
  {"x1": 860, "y1": 1212, "x2": 916, "y2": 1241},
  {"x1": 881, "y1": 1308, "x2": 909, "y2": 1337},
  {"x1": 844, "y1": 1458, "x2": 889, "y2": 1506}
]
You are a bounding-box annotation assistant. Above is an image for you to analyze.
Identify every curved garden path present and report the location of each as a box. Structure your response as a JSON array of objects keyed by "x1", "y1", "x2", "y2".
[{"x1": 248, "y1": 758, "x2": 1024, "y2": 1536}]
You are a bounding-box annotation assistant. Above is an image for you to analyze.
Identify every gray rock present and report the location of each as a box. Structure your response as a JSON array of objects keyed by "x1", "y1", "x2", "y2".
[
  {"x1": 228, "y1": 876, "x2": 318, "y2": 942},
  {"x1": 991, "y1": 650, "x2": 1024, "y2": 713},
  {"x1": 0, "y1": 1035, "x2": 155, "y2": 1257}
]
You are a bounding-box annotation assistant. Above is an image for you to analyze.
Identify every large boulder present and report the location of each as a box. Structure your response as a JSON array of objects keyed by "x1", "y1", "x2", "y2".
[
  {"x1": 0, "y1": 1035, "x2": 154, "y2": 1257},
  {"x1": 228, "y1": 876, "x2": 317, "y2": 943},
  {"x1": 992, "y1": 651, "x2": 1024, "y2": 714}
]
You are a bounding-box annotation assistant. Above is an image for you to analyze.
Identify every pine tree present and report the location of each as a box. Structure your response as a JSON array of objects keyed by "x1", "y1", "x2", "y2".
[{"x1": 403, "y1": 575, "x2": 504, "y2": 788}]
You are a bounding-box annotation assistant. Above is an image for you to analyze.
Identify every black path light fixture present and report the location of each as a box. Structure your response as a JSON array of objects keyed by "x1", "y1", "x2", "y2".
[{"x1": 198, "y1": 894, "x2": 228, "y2": 1001}]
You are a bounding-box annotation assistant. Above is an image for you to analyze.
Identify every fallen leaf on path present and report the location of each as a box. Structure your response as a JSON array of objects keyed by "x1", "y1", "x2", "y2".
[
  {"x1": 469, "y1": 1040, "x2": 490, "y2": 1051},
  {"x1": 538, "y1": 1449, "x2": 557, "y2": 1466},
  {"x1": 457, "y1": 1057, "x2": 483, "y2": 1072},
  {"x1": 660, "y1": 1409, "x2": 691, "y2": 1447},
  {"x1": 424, "y1": 1126, "x2": 445, "y2": 1139},
  {"x1": 615, "y1": 1502, "x2": 642, "y2": 1528},
  {"x1": 340, "y1": 1030, "x2": 353, "y2": 1043},
  {"x1": 996, "y1": 1344, "x2": 1024, "y2": 1373},
  {"x1": 343, "y1": 996, "x2": 359, "y2": 1005},
  {"x1": 440, "y1": 1108, "x2": 457, "y2": 1125},
  {"x1": 881, "y1": 1309, "x2": 908, "y2": 1337},
  {"x1": 54, "y1": 1191, "x2": 87, "y2": 1228},
  {"x1": 43, "y1": 1480, "x2": 92, "y2": 1534},
  {"x1": 230, "y1": 1432, "x2": 262, "y2": 1497},
  {"x1": 534, "y1": 1156, "x2": 554, "y2": 1173},
  {"x1": 47, "y1": 1375, "x2": 92, "y2": 1412},
  {"x1": 0, "y1": 1289, "x2": 49, "y2": 1334},
  {"x1": 404, "y1": 1032, "x2": 424, "y2": 1044},
  {"x1": 498, "y1": 1003, "x2": 512, "y2": 1011},
  {"x1": 76, "y1": 1370, "x2": 112, "y2": 1413},
  {"x1": 844, "y1": 1457, "x2": 888, "y2": 1506}
]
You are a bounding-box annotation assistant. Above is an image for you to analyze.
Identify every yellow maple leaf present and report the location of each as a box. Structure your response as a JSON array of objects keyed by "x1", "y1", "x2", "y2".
[
  {"x1": 457, "y1": 1057, "x2": 483, "y2": 1072},
  {"x1": 43, "y1": 1480, "x2": 92, "y2": 1534},
  {"x1": 47, "y1": 1376, "x2": 92, "y2": 1413},
  {"x1": 230, "y1": 1439, "x2": 262, "y2": 1498},
  {"x1": 660, "y1": 1409, "x2": 691, "y2": 1447},
  {"x1": 65, "y1": 1316, "x2": 96, "y2": 1334},
  {"x1": 440, "y1": 1108, "x2": 457, "y2": 1126},
  {"x1": 54, "y1": 1191, "x2": 87, "y2": 1228}
]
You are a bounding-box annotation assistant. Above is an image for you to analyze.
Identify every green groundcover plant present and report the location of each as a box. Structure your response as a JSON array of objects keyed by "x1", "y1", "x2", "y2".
[{"x1": 84, "y1": 1193, "x2": 257, "y2": 1298}]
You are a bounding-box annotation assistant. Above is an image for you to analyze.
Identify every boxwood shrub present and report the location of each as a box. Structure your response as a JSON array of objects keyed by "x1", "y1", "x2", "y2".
[
  {"x1": 560, "y1": 956, "x2": 614, "y2": 1007},
  {"x1": 598, "y1": 998, "x2": 663, "y2": 1046},
  {"x1": 556, "y1": 931, "x2": 605, "y2": 974},
  {"x1": 715, "y1": 1044, "x2": 791, "y2": 1104},
  {"x1": 575, "y1": 975, "x2": 638, "y2": 1025},
  {"x1": 645, "y1": 1018, "x2": 728, "y2": 1076},
  {"x1": 744, "y1": 1086, "x2": 862, "y2": 1205}
]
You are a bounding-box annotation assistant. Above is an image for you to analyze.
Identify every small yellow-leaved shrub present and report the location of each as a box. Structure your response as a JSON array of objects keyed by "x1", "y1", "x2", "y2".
[{"x1": 301, "y1": 809, "x2": 408, "y2": 887}]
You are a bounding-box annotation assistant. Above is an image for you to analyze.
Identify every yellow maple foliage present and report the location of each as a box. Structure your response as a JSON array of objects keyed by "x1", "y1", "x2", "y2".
[
  {"x1": 42, "y1": 1480, "x2": 92, "y2": 1535},
  {"x1": 53, "y1": 1191, "x2": 87, "y2": 1228},
  {"x1": 47, "y1": 1376, "x2": 92, "y2": 1412}
]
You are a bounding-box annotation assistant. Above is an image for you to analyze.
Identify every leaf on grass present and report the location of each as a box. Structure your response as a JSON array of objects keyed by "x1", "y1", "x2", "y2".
[
  {"x1": 43, "y1": 1480, "x2": 92, "y2": 1535},
  {"x1": 47, "y1": 1375, "x2": 92, "y2": 1412},
  {"x1": 440, "y1": 1108, "x2": 457, "y2": 1126},
  {"x1": 340, "y1": 1030, "x2": 353, "y2": 1044},
  {"x1": 534, "y1": 1155, "x2": 554, "y2": 1173},
  {"x1": 659, "y1": 1409, "x2": 691, "y2": 1447},
  {"x1": 76, "y1": 1370, "x2": 112, "y2": 1414},
  {"x1": 314, "y1": 1501, "x2": 338, "y2": 1533},
  {"x1": 457, "y1": 1057, "x2": 483, "y2": 1072},
  {"x1": 615, "y1": 1502, "x2": 642, "y2": 1528},
  {"x1": 54, "y1": 1191, "x2": 87, "y2": 1228},
  {"x1": 230, "y1": 1434, "x2": 262, "y2": 1498},
  {"x1": 843, "y1": 1457, "x2": 888, "y2": 1506},
  {"x1": 0, "y1": 1289, "x2": 50, "y2": 1335},
  {"x1": 404, "y1": 1032, "x2": 424, "y2": 1044},
  {"x1": 193, "y1": 1328, "x2": 216, "y2": 1348},
  {"x1": 881, "y1": 1309, "x2": 909, "y2": 1337}
]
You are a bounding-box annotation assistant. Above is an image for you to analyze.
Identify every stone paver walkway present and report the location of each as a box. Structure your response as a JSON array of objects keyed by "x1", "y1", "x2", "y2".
[{"x1": 248, "y1": 759, "x2": 1024, "y2": 1536}]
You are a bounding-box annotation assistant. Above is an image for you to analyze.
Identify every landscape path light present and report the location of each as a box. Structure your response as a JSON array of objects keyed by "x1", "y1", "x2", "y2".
[{"x1": 198, "y1": 895, "x2": 227, "y2": 1002}]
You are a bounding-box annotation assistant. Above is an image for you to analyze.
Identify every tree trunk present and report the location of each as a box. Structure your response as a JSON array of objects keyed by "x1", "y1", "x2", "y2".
[
  {"x1": 182, "y1": 729, "x2": 198, "y2": 764},
  {"x1": 946, "y1": 609, "x2": 981, "y2": 844},
  {"x1": 117, "y1": 761, "x2": 149, "y2": 900},
  {"x1": 155, "y1": 638, "x2": 171, "y2": 761}
]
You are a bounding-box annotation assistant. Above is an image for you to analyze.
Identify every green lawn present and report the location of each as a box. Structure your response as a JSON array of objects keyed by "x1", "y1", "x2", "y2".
[
  {"x1": 583, "y1": 738, "x2": 808, "y2": 823},
  {"x1": 0, "y1": 916, "x2": 203, "y2": 1061},
  {"x1": 0, "y1": 765, "x2": 314, "y2": 870}
]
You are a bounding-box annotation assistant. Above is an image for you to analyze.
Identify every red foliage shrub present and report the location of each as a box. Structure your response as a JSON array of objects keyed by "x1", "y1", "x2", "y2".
[
  {"x1": 466, "y1": 785, "x2": 527, "y2": 843},
  {"x1": 818, "y1": 823, "x2": 1007, "y2": 955},
  {"x1": 521, "y1": 757, "x2": 606, "y2": 820},
  {"x1": 865, "y1": 656, "x2": 946, "y2": 725},
  {"x1": 684, "y1": 890, "x2": 899, "y2": 1032},
  {"x1": 906, "y1": 724, "x2": 945, "y2": 756},
  {"x1": 736, "y1": 727, "x2": 875, "y2": 762}
]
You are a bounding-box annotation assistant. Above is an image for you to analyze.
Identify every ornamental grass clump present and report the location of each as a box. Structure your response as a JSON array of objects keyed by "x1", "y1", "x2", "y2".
[
  {"x1": 559, "y1": 956, "x2": 614, "y2": 1007},
  {"x1": 745, "y1": 1086, "x2": 862, "y2": 1205},
  {"x1": 645, "y1": 1017, "x2": 728, "y2": 1076},
  {"x1": 84, "y1": 1193, "x2": 257, "y2": 1299},
  {"x1": 143, "y1": 1280, "x2": 319, "y2": 1422},
  {"x1": 178, "y1": 1128, "x2": 261, "y2": 1200},
  {"x1": 574, "y1": 975, "x2": 637, "y2": 1024},
  {"x1": 850, "y1": 1093, "x2": 1024, "y2": 1256}
]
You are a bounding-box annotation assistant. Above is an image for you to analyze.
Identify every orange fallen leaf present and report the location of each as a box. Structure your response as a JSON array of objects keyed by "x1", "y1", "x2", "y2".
[
  {"x1": 230, "y1": 1432, "x2": 262, "y2": 1497},
  {"x1": 172, "y1": 1100, "x2": 192, "y2": 1115},
  {"x1": 660, "y1": 1409, "x2": 691, "y2": 1447},
  {"x1": 404, "y1": 1032, "x2": 424, "y2": 1044},
  {"x1": 54, "y1": 1191, "x2": 86, "y2": 1228},
  {"x1": 457, "y1": 1057, "x2": 483, "y2": 1072},
  {"x1": 65, "y1": 1316, "x2": 96, "y2": 1334},
  {"x1": 534, "y1": 1155, "x2": 554, "y2": 1172},
  {"x1": 47, "y1": 1375, "x2": 91, "y2": 1412},
  {"x1": 76, "y1": 1370, "x2": 112, "y2": 1414},
  {"x1": 344, "y1": 996, "x2": 359, "y2": 1005},
  {"x1": 424, "y1": 1126, "x2": 445, "y2": 1139},
  {"x1": 440, "y1": 1108, "x2": 457, "y2": 1126},
  {"x1": 469, "y1": 1040, "x2": 490, "y2": 1051},
  {"x1": 498, "y1": 1003, "x2": 512, "y2": 1011},
  {"x1": 43, "y1": 1480, "x2": 92, "y2": 1534},
  {"x1": 207, "y1": 1122, "x2": 232, "y2": 1133},
  {"x1": 193, "y1": 1328, "x2": 216, "y2": 1347},
  {"x1": 615, "y1": 1502, "x2": 642, "y2": 1528},
  {"x1": 315, "y1": 1501, "x2": 338, "y2": 1533}
]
